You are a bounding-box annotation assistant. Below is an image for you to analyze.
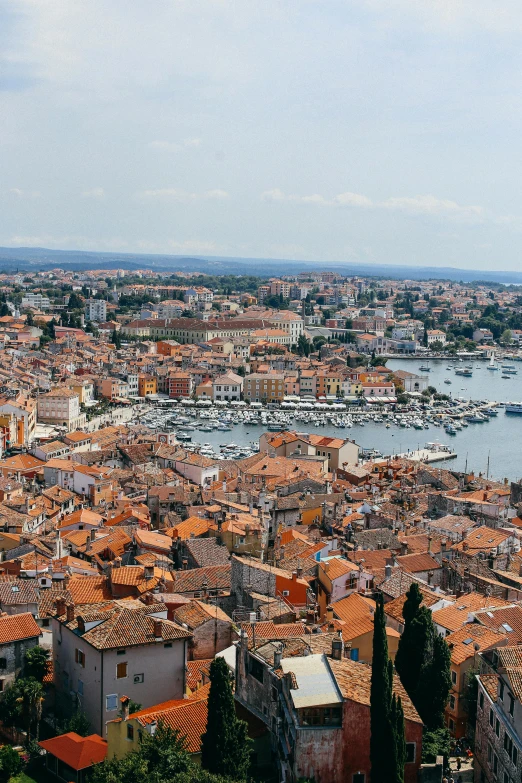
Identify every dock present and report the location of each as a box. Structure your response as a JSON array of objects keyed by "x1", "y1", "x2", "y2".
[{"x1": 396, "y1": 448, "x2": 457, "y2": 463}]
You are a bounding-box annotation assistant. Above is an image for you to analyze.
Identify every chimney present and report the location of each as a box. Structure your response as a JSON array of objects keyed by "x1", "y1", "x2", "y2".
[
  {"x1": 428, "y1": 535, "x2": 432, "y2": 553},
  {"x1": 182, "y1": 558, "x2": 188, "y2": 570},
  {"x1": 331, "y1": 631, "x2": 343, "y2": 660},
  {"x1": 153, "y1": 618, "x2": 162, "y2": 639},
  {"x1": 292, "y1": 571, "x2": 297, "y2": 581},
  {"x1": 296, "y1": 565, "x2": 303, "y2": 579},
  {"x1": 55, "y1": 597, "x2": 66, "y2": 616},
  {"x1": 326, "y1": 606, "x2": 334, "y2": 624},
  {"x1": 144, "y1": 565, "x2": 154, "y2": 580},
  {"x1": 142, "y1": 591, "x2": 154, "y2": 605},
  {"x1": 463, "y1": 541, "x2": 469, "y2": 551},
  {"x1": 120, "y1": 696, "x2": 130, "y2": 721},
  {"x1": 400, "y1": 541, "x2": 407, "y2": 556},
  {"x1": 66, "y1": 603, "x2": 75, "y2": 623},
  {"x1": 306, "y1": 609, "x2": 315, "y2": 625},
  {"x1": 77, "y1": 616, "x2": 85, "y2": 633},
  {"x1": 385, "y1": 564, "x2": 392, "y2": 579},
  {"x1": 273, "y1": 645, "x2": 283, "y2": 669},
  {"x1": 113, "y1": 556, "x2": 122, "y2": 569}
]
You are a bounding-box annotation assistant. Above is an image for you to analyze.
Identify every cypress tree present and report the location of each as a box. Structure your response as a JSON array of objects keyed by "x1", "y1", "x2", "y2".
[
  {"x1": 370, "y1": 594, "x2": 397, "y2": 783},
  {"x1": 416, "y1": 633, "x2": 452, "y2": 730},
  {"x1": 395, "y1": 605, "x2": 433, "y2": 700},
  {"x1": 402, "y1": 583, "x2": 422, "y2": 625},
  {"x1": 392, "y1": 695, "x2": 406, "y2": 783},
  {"x1": 201, "y1": 657, "x2": 251, "y2": 780}
]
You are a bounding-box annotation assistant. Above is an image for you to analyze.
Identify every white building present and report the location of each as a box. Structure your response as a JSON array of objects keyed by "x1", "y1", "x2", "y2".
[
  {"x1": 21, "y1": 293, "x2": 50, "y2": 310},
  {"x1": 84, "y1": 299, "x2": 107, "y2": 322},
  {"x1": 37, "y1": 389, "x2": 86, "y2": 432},
  {"x1": 212, "y1": 371, "x2": 243, "y2": 401}
]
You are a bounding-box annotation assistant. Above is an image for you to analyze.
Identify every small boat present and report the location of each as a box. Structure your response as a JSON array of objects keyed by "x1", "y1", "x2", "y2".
[{"x1": 444, "y1": 379, "x2": 452, "y2": 384}]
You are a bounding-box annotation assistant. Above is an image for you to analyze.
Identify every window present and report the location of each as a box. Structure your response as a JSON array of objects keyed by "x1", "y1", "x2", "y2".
[
  {"x1": 406, "y1": 743, "x2": 416, "y2": 764},
  {"x1": 106, "y1": 694, "x2": 118, "y2": 711},
  {"x1": 479, "y1": 692, "x2": 484, "y2": 710},
  {"x1": 0, "y1": 680, "x2": 4, "y2": 692},
  {"x1": 127, "y1": 725, "x2": 134, "y2": 740},
  {"x1": 496, "y1": 718, "x2": 500, "y2": 738},
  {"x1": 352, "y1": 775, "x2": 365, "y2": 783},
  {"x1": 487, "y1": 743, "x2": 493, "y2": 765},
  {"x1": 164, "y1": 643, "x2": 172, "y2": 649},
  {"x1": 350, "y1": 648, "x2": 359, "y2": 661},
  {"x1": 449, "y1": 695, "x2": 456, "y2": 710},
  {"x1": 0, "y1": 659, "x2": 6, "y2": 670},
  {"x1": 77, "y1": 680, "x2": 83, "y2": 696},
  {"x1": 493, "y1": 754, "x2": 498, "y2": 774},
  {"x1": 512, "y1": 746, "x2": 518, "y2": 766},
  {"x1": 449, "y1": 718, "x2": 455, "y2": 732},
  {"x1": 249, "y1": 657, "x2": 264, "y2": 683},
  {"x1": 75, "y1": 649, "x2": 85, "y2": 668},
  {"x1": 500, "y1": 681, "x2": 505, "y2": 700},
  {"x1": 503, "y1": 773, "x2": 509, "y2": 783},
  {"x1": 451, "y1": 670, "x2": 457, "y2": 685},
  {"x1": 117, "y1": 662, "x2": 128, "y2": 679},
  {"x1": 489, "y1": 709, "x2": 494, "y2": 727},
  {"x1": 509, "y1": 695, "x2": 515, "y2": 716}
]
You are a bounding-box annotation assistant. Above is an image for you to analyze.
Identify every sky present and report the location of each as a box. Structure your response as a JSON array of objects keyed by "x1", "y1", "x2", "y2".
[{"x1": 2, "y1": 0, "x2": 522, "y2": 271}]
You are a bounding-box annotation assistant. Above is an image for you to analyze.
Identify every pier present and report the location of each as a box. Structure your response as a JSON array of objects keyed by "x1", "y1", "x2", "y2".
[{"x1": 396, "y1": 448, "x2": 457, "y2": 463}]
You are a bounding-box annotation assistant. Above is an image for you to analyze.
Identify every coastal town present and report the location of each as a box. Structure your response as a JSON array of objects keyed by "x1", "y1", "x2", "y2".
[{"x1": 0, "y1": 267, "x2": 517, "y2": 781}]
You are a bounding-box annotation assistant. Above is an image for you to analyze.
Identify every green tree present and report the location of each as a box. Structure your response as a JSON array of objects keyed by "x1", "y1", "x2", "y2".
[
  {"x1": 16, "y1": 678, "x2": 45, "y2": 742},
  {"x1": 24, "y1": 646, "x2": 50, "y2": 682},
  {"x1": 416, "y1": 633, "x2": 451, "y2": 730},
  {"x1": 395, "y1": 592, "x2": 433, "y2": 700},
  {"x1": 68, "y1": 292, "x2": 84, "y2": 310},
  {"x1": 422, "y1": 727, "x2": 451, "y2": 765},
  {"x1": 392, "y1": 694, "x2": 406, "y2": 783},
  {"x1": 0, "y1": 304, "x2": 9, "y2": 318},
  {"x1": 501, "y1": 329, "x2": 512, "y2": 345},
  {"x1": 111, "y1": 328, "x2": 122, "y2": 350},
  {"x1": 64, "y1": 710, "x2": 92, "y2": 737},
  {"x1": 0, "y1": 744, "x2": 22, "y2": 783},
  {"x1": 26, "y1": 311, "x2": 34, "y2": 327},
  {"x1": 201, "y1": 657, "x2": 251, "y2": 780},
  {"x1": 370, "y1": 594, "x2": 399, "y2": 783}
]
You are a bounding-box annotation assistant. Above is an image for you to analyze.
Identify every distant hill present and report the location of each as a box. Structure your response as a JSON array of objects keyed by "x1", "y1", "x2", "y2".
[{"x1": 0, "y1": 246, "x2": 521, "y2": 284}]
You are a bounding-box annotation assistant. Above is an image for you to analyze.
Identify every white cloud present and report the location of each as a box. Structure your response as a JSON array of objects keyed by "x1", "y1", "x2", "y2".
[
  {"x1": 334, "y1": 192, "x2": 373, "y2": 208},
  {"x1": 381, "y1": 194, "x2": 483, "y2": 221},
  {"x1": 183, "y1": 137, "x2": 201, "y2": 148},
  {"x1": 147, "y1": 138, "x2": 202, "y2": 152},
  {"x1": 262, "y1": 188, "x2": 484, "y2": 223},
  {"x1": 8, "y1": 188, "x2": 40, "y2": 199},
  {"x1": 137, "y1": 188, "x2": 228, "y2": 202},
  {"x1": 81, "y1": 187, "x2": 105, "y2": 199}
]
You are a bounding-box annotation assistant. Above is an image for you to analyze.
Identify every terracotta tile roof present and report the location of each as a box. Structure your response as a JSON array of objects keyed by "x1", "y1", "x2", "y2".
[
  {"x1": 396, "y1": 552, "x2": 441, "y2": 573},
  {"x1": 474, "y1": 605, "x2": 522, "y2": 643},
  {"x1": 321, "y1": 557, "x2": 355, "y2": 581},
  {"x1": 480, "y1": 673, "x2": 498, "y2": 702},
  {"x1": 110, "y1": 565, "x2": 172, "y2": 594},
  {"x1": 240, "y1": 621, "x2": 307, "y2": 643},
  {"x1": 446, "y1": 625, "x2": 507, "y2": 666},
  {"x1": 451, "y1": 525, "x2": 512, "y2": 554},
  {"x1": 432, "y1": 593, "x2": 509, "y2": 633},
  {"x1": 166, "y1": 517, "x2": 212, "y2": 540},
  {"x1": 39, "y1": 733, "x2": 107, "y2": 770},
  {"x1": 331, "y1": 593, "x2": 377, "y2": 638},
  {"x1": 496, "y1": 646, "x2": 522, "y2": 701},
  {"x1": 55, "y1": 599, "x2": 192, "y2": 649},
  {"x1": 170, "y1": 565, "x2": 230, "y2": 594},
  {"x1": 186, "y1": 659, "x2": 212, "y2": 692},
  {"x1": 329, "y1": 658, "x2": 422, "y2": 724},
  {"x1": 384, "y1": 589, "x2": 441, "y2": 624},
  {"x1": 172, "y1": 600, "x2": 231, "y2": 629},
  {"x1": 0, "y1": 612, "x2": 41, "y2": 643},
  {"x1": 130, "y1": 689, "x2": 209, "y2": 754}
]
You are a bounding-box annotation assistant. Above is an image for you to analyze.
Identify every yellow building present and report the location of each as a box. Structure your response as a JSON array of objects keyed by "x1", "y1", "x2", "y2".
[{"x1": 138, "y1": 374, "x2": 157, "y2": 397}]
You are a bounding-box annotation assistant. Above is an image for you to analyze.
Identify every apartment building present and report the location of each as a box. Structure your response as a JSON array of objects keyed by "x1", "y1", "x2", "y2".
[
  {"x1": 52, "y1": 599, "x2": 192, "y2": 736},
  {"x1": 84, "y1": 299, "x2": 107, "y2": 322},
  {"x1": 244, "y1": 373, "x2": 285, "y2": 403},
  {"x1": 21, "y1": 293, "x2": 50, "y2": 310},
  {"x1": 37, "y1": 388, "x2": 86, "y2": 432}
]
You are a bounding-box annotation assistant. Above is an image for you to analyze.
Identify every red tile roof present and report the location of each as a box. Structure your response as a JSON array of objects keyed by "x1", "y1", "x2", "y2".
[
  {"x1": 39, "y1": 733, "x2": 107, "y2": 770},
  {"x1": 0, "y1": 612, "x2": 41, "y2": 644}
]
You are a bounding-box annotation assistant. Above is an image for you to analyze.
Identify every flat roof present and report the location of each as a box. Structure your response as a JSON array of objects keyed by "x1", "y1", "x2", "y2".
[{"x1": 280, "y1": 653, "x2": 342, "y2": 708}]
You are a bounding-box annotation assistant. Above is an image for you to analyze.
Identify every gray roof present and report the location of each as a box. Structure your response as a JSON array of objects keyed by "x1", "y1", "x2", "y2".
[{"x1": 280, "y1": 653, "x2": 343, "y2": 708}]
